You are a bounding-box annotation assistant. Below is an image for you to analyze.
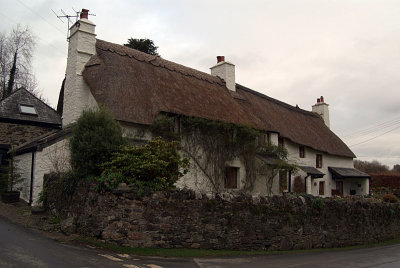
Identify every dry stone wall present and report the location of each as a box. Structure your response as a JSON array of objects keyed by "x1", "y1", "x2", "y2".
[{"x1": 45, "y1": 174, "x2": 400, "y2": 251}]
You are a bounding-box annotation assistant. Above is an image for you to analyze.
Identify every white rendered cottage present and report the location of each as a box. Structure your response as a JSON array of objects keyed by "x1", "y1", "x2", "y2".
[{"x1": 12, "y1": 9, "x2": 369, "y2": 204}]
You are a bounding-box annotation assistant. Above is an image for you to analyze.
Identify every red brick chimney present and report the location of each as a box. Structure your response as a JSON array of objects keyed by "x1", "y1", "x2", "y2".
[
  {"x1": 80, "y1": 9, "x2": 89, "y2": 19},
  {"x1": 217, "y1": 56, "x2": 225, "y2": 63}
]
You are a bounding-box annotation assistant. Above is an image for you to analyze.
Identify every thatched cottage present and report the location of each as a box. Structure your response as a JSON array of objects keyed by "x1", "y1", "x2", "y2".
[{"x1": 12, "y1": 9, "x2": 369, "y2": 204}]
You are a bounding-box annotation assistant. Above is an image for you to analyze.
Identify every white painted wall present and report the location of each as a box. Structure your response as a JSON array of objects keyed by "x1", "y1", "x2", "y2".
[
  {"x1": 15, "y1": 139, "x2": 70, "y2": 205},
  {"x1": 284, "y1": 138, "x2": 366, "y2": 197},
  {"x1": 14, "y1": 153, "x2": 33, "y2": 202},
  {"x1": 62, "y1": 18, "x2": 98, "y2": 127},
  {"x1": 210, "y1": 61, "x2": 236, "y2": 91},
  {"x1": 312, "y1": 102, "x2": 330, "y2": 128},
  {"x1": 120, "y1": 122, "x2": 153, "y2": 142}
]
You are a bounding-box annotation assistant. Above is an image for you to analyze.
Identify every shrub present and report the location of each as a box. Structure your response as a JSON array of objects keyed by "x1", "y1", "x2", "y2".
[
  {"x1": 383, "y1": 193, "x2": 399, "y2": 203},
  {"x1": 0, "y1": 154, "x2": 22, "y2": 193},
  {"x1": 101, "y1": 138, "x2": 189, "y2": 191},
  {"x1": 69, "y1": 107, "x2": 125, "y2": 178},
  {"x1": 89, "y1": 171, "x2": 126, "y2": 192},
  {"x1": 312, "y1": 197, "x2": 325, "y2": 209}
]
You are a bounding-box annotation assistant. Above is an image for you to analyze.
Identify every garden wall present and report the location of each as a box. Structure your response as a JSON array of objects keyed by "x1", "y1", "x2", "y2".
[{"x1": 45, "y1": 174, "x2": 400, "y2": 251}]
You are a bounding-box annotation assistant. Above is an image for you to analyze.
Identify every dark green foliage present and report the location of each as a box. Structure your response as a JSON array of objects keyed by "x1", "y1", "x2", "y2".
[
  {"x1": 61, "y1": 170, "x2": 80, "y2": 195},
  {"x1": 101, "y1": 138, "x2": 189, "y2": 191},
  {"x1": 89, "y1": 171, "x2": 126, "y2": 192},
  {"x1": 0, "y1": 155, "x2": 22, "y2": 193},
  {"x1": 312, "y1": 197, "x2": 325, "y2": 209},
  {"x1": 69, "y1": 107, "x2": 125, "y2": 178},
  {"x1": 124, "y1": 38, "x2": 159, "y2": 56},
  {"x1": 150, "y1": 116, "x2": 179, "y2": 141}
]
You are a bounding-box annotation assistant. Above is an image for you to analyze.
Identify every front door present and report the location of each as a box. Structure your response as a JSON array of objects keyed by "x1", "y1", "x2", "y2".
[
  {"x1": 336, "y1": 181, "x2": 343, "y2": 196},
  {"x1": 319, "y1": 181, "x2": 325, "y2": 195}
]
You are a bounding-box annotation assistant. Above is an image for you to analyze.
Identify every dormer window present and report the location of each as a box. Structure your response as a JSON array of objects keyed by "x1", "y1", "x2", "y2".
[{"x1": 19, "y1": 104, "x2": 37, "y2": 115}]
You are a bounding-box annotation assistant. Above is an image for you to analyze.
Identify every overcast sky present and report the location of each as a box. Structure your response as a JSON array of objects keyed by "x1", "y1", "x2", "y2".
[{"x1": 1, "y1": 0, "x2": 399, "y2": 167}]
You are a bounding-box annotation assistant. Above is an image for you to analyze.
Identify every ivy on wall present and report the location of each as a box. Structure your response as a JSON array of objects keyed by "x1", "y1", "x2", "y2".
[{"x1": 151, "y1": 114, "x2": 297, "y2": 194}]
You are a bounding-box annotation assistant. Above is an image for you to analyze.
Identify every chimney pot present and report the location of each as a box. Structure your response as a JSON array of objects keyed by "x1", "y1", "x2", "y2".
[
  {"x1": 317, "y1": 98, "x2": 320, "y2": 103},
  {"x1": 320, "y1": 96, "x2": 324, "y2": 102},
  {"x1": 217, "y1": 56, "x2": 225, "y2": 63},
  {"x1": 80, "y1": 9, "x2": 89, "y2": 19}
]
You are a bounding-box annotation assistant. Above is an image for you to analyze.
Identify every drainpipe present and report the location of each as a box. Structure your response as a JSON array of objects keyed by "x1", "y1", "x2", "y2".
[
  {"x1": 288, "y1": 171, "x2": 292, "y2": 192},
  {"x1": 29, "y1": 150, "x2": 36, "y2": 205}
]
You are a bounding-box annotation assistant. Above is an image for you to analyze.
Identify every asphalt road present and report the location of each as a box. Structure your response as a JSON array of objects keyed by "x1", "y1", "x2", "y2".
[
  {"x1": 0, "y1": 216, "x2": 194, "y2": 268},
  {"x1": 2, "y1": 215, "x2": 400, "y2": 267}
]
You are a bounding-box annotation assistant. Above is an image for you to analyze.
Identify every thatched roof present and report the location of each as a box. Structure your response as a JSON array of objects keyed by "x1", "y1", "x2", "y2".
[{"x1": 83, "y1": 39, "x2": 355, "y2": 158}]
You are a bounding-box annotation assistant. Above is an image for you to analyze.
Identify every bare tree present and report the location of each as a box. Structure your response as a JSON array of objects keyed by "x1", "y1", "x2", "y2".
[{"x1": 0, "y1": 25, "x2": 36, "y2": 99}]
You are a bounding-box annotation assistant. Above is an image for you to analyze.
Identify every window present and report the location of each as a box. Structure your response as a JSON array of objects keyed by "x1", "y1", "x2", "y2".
[
  {"x1": 258, "y1": 133, "x2": 270, "y2": 146},
  {"x1": 316, "y1": 154, "x2": 323, "y2": 168},
  {"x1": 225, "y1": 167, "x2": 239, "y2": 189},
  {"x1": 279, "y1": 170, "x2": 288, "y2": 193},
  {"x1": 299, "y1": 146, "x2": 305, "y2": 158},
  {"x1": 336, "y1": 181, "x2": 343, "y2": 195},
  {"x1": 319, "y1": 181, "x2": 325, "y2": 195},
  {"x1": 278, "y1": 137, "x2": 284, "y2": 147},
  {"x1": 19, "y1": 104, "x2": 37, "y2": 115},
  {"x1": 173, "y1": 117, "x2": 181, "y2": 134}
]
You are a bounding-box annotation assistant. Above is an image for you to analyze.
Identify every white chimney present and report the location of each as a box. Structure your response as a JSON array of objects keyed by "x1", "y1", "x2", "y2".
[
  {"x1": 62, "y1": 9, "x2": 98, "y2": 127},
  {"x1": 210, "y1": 56, "x2": 236, "y2": 91},
  {"x1": 312, "y1": 96, "x2": 330, "y2": 128}
]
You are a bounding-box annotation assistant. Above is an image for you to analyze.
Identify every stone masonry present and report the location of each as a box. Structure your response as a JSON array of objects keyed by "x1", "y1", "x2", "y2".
[
  {"x1": 45, "y1": 174, "x2": 400, "y2": 251},
  {"x1": 0, "y1": 122, "x2": 56, "y2": 148}
]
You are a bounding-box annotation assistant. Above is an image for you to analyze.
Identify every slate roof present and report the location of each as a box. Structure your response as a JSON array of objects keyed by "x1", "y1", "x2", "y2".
[
  {"x1": 328, "y1": 167, "x2": 370, "y2": 179},
  {"x1": 0, "y1": 88, "x2": 61, "y2": 127},
  {"x1": 82, "y1": 39, "x2": 355, "y2": 158},
  {"x1": 299, "y1": 166, "x2": 325, "y2": 178}
]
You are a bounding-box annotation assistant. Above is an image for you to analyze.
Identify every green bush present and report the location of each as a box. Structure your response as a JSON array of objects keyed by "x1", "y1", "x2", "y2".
[
  {"x1": 89, "y1": 171, "x2": 126, "y2": 192},
  {"x1": 0, "y1": 155, "x2": 22, "y2": 193},
  {"x1": 69, "y1": 107, "x2": 125, "y2": 178},
  {"x1": 312, "y1": 197, "x2": 325, "y2": 209},
  {"x1": 101, "y1": 138, "x2": 189, "y2": 191}
]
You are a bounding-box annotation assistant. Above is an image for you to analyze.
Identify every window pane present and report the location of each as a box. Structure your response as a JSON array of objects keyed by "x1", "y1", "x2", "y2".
[
  {"x1": 20, "y1": 105, "x2": 37, "y2": 115},
  {"x1": 225, "y1": 167, "x2": 238, "y2": 189}
]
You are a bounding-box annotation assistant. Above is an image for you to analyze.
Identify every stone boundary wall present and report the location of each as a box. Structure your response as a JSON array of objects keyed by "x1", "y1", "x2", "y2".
[{"x1": 45, "y1": 175, "x2": 400, "y2": 251}]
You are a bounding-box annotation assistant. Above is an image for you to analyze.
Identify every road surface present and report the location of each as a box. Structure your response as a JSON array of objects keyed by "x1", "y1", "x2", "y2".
[{"x1": 1, "y1": 215, "x2": 400, "y2": 267}]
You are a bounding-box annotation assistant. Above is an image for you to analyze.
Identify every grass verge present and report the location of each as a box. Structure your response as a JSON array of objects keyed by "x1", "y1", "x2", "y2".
[{"x1": 75, "y1": 236, "x2": 400, "y2": 258}]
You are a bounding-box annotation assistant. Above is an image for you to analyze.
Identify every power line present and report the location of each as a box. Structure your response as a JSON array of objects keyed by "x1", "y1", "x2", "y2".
[
  {"x1": 15, "y1": 0, "x2": 65, "y2": 36},
  {"x1": 0, "y1": 5, "x2": 66, "y2": 55},
  {"x1": 350, "y1": 124, "x2": 400, "y2": 147},
  {"x1": 343, "y1": 116, "x2": 400, "y2": 139},
  {"x1": 356, "y1": 156, "x2": 400, "y2": 159}
]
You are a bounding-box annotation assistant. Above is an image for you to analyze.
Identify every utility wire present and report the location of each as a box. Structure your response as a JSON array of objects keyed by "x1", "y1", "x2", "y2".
[
  {"x1": 343, "y1": 116, "x2": 400, "y2": 139},
  {"x1": 350, "y1": 125, "x2": 400, "y2": 147},
  {"x1": 344, "y1": 120, "x2": 400, "y2": 140},
  {"x1": 15, "y1": 0, "x2": 65, "y2": 36},
  {"x1": 0, "y1": 8, "x2": 66, "y2": 55}
]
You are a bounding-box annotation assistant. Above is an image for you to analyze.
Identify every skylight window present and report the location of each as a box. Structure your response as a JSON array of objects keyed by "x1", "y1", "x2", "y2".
[{"x1": 19, "y1": 104, "x2": 37, "y2": 115}]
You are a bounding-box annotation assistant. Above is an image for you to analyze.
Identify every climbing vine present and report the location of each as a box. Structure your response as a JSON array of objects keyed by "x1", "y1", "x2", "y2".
[{"x1": 151, "y1": 114, "x2": 297, "y2": 195}]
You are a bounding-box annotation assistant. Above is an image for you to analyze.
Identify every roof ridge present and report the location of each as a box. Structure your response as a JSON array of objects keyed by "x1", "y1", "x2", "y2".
[
  {"x1": 0, "y1": 87, "x2": 24, "y2": 103},
  {"x1": 95, "y1": 39, "x2": 225, "y2": 86},
  {"x1": 236, "y1": 83, "x2": 319, "y2": 118}
]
